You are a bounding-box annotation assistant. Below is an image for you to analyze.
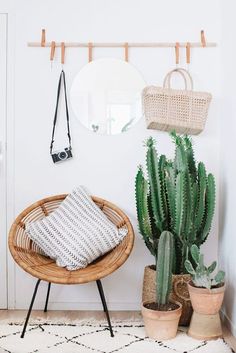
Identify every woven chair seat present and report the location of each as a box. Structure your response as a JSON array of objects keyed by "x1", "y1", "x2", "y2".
[{"x1": 9, "y1": 194, "x2": 134, "y2": 285}]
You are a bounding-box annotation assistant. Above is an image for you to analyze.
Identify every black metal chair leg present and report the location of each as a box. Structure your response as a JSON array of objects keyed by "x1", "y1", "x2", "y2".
[
  {"x1": 21, "y1": 279, "x2": 41, "y2": 338},
  {"x1": 96, "y1": 280, "x2": 114, "y2": 337},
  {"x1": 44, "y1": 282, "x2": 51, "y2": 312}
]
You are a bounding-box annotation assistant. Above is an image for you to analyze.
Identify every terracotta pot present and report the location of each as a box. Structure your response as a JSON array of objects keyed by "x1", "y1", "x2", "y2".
[
  {"x1": 142, "y1": 301, "x2": 182, "y2": 340},
  {"x1": 187, "y1": 282, "x2": 225, "y2": 315},
  {"x1": 188, "y1": 312, "x2": 223, "y2": 340},
  {"x1": 187, "y1": 282, "x2": 225, "y2": 340},
  {"x1": 142, "y1": 265, "x2": 192, "y2": 326}
]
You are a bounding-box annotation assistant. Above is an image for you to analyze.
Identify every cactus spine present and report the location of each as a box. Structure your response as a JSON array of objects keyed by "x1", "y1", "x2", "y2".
[
  {"x1": 135, "y1": 132, "x2": 216, "y2": 274},
  {"x1": 157, "y1": 231, "x2": 174, "y2": 306}
]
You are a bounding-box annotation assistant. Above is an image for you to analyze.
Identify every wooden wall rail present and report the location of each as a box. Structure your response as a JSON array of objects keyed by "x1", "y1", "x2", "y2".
[{"x1": 28, "y1": 41, "x2": 216, "y2": 48}]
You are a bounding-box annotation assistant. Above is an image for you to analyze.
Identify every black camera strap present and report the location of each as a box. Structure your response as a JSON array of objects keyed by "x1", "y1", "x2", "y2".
[{"x1": 50, "y1": 70, "x2": 72, "y2": 155}]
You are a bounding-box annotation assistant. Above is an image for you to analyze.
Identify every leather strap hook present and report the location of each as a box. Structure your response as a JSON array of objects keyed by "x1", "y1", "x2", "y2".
[
  {"x1": 61, "y1": 42, "x2": 65, "y2": 65},
  {"x1": 50, "y1": 41, "x2": 56, "y2": 62},
  {"x1": 201, "y1": 30, "x2": 206, "y2": 47},
  {"x1": 186, "y1": 42, "x2": 191, "y2": 64},
  {"x1": 41, "y1": 29, "x2": 46, "y2": 47},
  {"x1": 88, "y1": 42, "x2": 93, "y2": 62},
  {"x1": 124, "y1": 42, "x2": 129, "y2": 62},
  {"x1": 175, "y1": 42, "x2": 180, "y2": 66}
]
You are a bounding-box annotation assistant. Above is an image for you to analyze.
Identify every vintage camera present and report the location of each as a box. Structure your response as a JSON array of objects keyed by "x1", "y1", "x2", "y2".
[{"x1": 51, "y1": 147, "x2": 73, "y2": 164}]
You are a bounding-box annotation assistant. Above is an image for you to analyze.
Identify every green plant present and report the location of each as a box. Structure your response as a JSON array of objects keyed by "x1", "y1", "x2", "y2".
[
  {"x1": 135, "y1": 132, "x2": 216, "y2": 273},
  {"x1": 157, "y1": 231, "x2": 174, "y2": 306},
  {"x1": 185, "y1": 245, "x2": 225, "y2": 290}
]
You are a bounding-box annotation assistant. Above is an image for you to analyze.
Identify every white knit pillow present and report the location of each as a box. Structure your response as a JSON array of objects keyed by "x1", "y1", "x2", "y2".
[{"x1": 25, "y1": 187, "x2": 128, "y2": 270}]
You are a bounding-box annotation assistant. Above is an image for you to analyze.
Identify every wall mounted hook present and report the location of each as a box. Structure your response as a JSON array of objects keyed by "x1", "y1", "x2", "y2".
[
  {"x1": 88, "y1": 42, "x2": 93, "y2": 62},
  {"x1": 50, "y1": 41, "x2": 56, "y2": 61},
  {"x1": 41, "y1": 29, "x2": 46, "y2": 47},
  {"x1": 50, "y1": 41, "x2": 56, "y2": 69},
  {"x1": 175, "y1": 42, "x2": 180, "y2": 66},
  {"x1": 186, "y1": 42, "x2": 191, "y2": 64},
  {"x1": 201, "y1": 30, "x2": 206, "y2": 47},
  {"x1": 124, "y1": 42, "x2": 129, "y2": 62},
  {"x1": 61, "y1": 42, "x2": 65, "y2": 65}
]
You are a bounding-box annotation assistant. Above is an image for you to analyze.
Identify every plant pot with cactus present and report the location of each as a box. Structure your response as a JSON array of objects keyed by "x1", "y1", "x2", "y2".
[
  {"x1": 136, "y1": 132, "x2": 216, "y2": 325},
  {"x1": 142, "y1": 231, "x2": 182, "y2": 340},
  {"x1": 185, "y1": 245, "x2": 225, "y2": 340}
]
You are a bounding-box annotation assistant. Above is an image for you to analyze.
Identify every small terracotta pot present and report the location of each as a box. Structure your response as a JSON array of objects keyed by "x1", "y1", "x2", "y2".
[
  {"x1": 142, "y1": 265, "x2": 192, "y2": 326},
  {"x1": 142, "y1": 302, "x2": 182, "y2": 340},
  {"x1": 187, "y1": 282, "x2": 225, "y2": 315}
]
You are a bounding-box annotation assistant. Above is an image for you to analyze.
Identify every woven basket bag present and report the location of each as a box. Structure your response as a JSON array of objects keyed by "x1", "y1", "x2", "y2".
[{"x1": 143, "y1": 68, "x2": 212, "y2": 135}]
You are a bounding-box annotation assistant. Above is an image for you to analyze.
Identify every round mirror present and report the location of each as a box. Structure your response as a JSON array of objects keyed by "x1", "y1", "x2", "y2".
[{"x1": 70, "y1": 58, "x2": 146, "y2": 135}]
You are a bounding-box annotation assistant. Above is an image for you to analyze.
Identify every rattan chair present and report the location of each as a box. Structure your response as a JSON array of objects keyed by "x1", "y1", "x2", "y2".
[{"x1": 9, "y1": 194, "x2": 134, "y2": 338}]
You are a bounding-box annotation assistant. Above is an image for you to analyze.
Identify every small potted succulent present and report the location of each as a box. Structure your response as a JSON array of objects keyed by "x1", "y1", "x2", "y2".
[
  {"x1": 185, "y1": 245, "x2": 225, "y2": 340},
  {"x1": 142, "y1": 231, "x2": 182, "y2": 340}
]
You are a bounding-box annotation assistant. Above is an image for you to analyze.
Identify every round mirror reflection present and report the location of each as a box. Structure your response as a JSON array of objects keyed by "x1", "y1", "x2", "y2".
[{"x1": 70, "y1": 58, "x2": 146, "y2": 135}]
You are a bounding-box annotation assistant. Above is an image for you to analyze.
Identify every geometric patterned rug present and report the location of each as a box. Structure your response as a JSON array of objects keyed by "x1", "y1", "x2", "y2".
[{"x1": 0, "y1": 321, "x2": 234, "y2": 353}]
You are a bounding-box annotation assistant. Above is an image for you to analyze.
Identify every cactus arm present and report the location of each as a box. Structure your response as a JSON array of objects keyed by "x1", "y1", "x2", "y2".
[
  {"x1": 188, "y1": 182, "x2": 198, "y2": 242},
  {"x1": 214, "y1": 270, "x2": 225, "y2": 284},
  {"x1": 190, "y1": 244, "x2": 200, "y2": 265},
  {"x1": 184, "y1": 172, "x2": 193, "y2": 239},
  {"x1": 174, "y1": 171, "x2": 186, "y2": 240},
  {"x1": 158, "y1": 155, "x2": 168, "y2": 230},
  {"x1": 207, "y1": 261, "x2": 217, "y2": 274},
  {"x1": 184, "y1": 135, "x2": 197, "y2": 182},
  {"x1": 135, "y1": 167, "x2": 155, "y2": 256},
  {"x1": 147, "y1": 193, "x2": 160, "y2": 248},
  {"x1": 171, "y1": 132, "x2": 187, "y2": 173},
  {"x1": 175, "y1": 144, "x2": 187, "y2": 172},
  {"x1": 185, "y1": 260, "x2": 196, "y2": 275},
  {"x1": 164, "y1": 159, "x2": 181, "y2": 274},
  {"x1": 195, "y1": 162, "x2": 207, "y2": 231},
  {"x1": 198, "y1": 253, "x2": 205, "y2": 270},
  {"x1": 174, "y1": 238, "x2": 183, "y2": 274},
  {"x1": 157, "y1": 231, "x2": 174, "y2": 306},
  {"x1": 197, "y1": 173, "x2": 216, "y2": 245},
  {"x1": 184, "y1": 137, "x2": 197, "y2": 239},
  {"x1": 146, "y1": 138, "x2": 165, "y2": 232},
  {"x1": 165, "y1": 163, "x2": 176, "y2": 228}
]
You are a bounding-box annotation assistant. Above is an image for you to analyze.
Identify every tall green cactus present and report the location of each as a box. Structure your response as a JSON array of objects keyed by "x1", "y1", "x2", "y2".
[
  {"x1": 135, "y1": 132, "x2": 216, "y2": 274},
  {"x1": 157, "y1": 231, "x2": 174, "y2": 306}
]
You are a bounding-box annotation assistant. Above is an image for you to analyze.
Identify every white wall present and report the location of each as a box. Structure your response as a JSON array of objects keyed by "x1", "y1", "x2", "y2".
[
  {"x1": 3, "y1": 0, "x2": 221, "y2": 310},
  {"x1": 0, "y1": 14, "x2": 7, "y2": 308},
  {"x1": 219, "y1": 0, "x2": 236, "y2": 337}
]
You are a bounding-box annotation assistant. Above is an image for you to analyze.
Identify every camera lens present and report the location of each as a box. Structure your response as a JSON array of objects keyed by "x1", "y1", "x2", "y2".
[{"x1": 58, "y1": 151, "x2": 67, "y2": 160}]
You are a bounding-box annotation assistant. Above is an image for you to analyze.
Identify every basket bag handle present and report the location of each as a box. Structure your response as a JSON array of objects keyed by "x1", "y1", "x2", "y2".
[
  {"x1": 163, "y1": 68, "x2": 194, "y2": 91},
  {"x1": 173, "y1": 278, "x2": 191, "y2": 302}
]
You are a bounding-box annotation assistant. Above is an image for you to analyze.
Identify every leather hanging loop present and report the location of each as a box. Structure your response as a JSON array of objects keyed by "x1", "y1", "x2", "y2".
[
  {"x1": 50, "y1": 41, "x2": 56, "y2": 62},
  {"x1": 61, "y1": 42, "x2": 65, "y2": 65},
  {"x1": 41, "y1": 29, "x2": 46, "y2": 47},
  {"x1": 175, "y1": 42, "x2": 180, "y2": 66},
  {"x1": 124, "y1": 42, "x2": 129, "y2": 62},
  {"x1": 88, "y1": 42, "x2": 93, "y2": 62},
  {"x1": 186, "y1": 42, "x2": 191, "y2": 64},
  {"x1": 201, "y1": 30, "x2": 206, "y2": 47}
]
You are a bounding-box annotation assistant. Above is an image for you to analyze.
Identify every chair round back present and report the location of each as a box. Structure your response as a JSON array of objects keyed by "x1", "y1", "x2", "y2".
[{"x1": 9, "y1": 194, "x2": 134, "y2": 284}]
